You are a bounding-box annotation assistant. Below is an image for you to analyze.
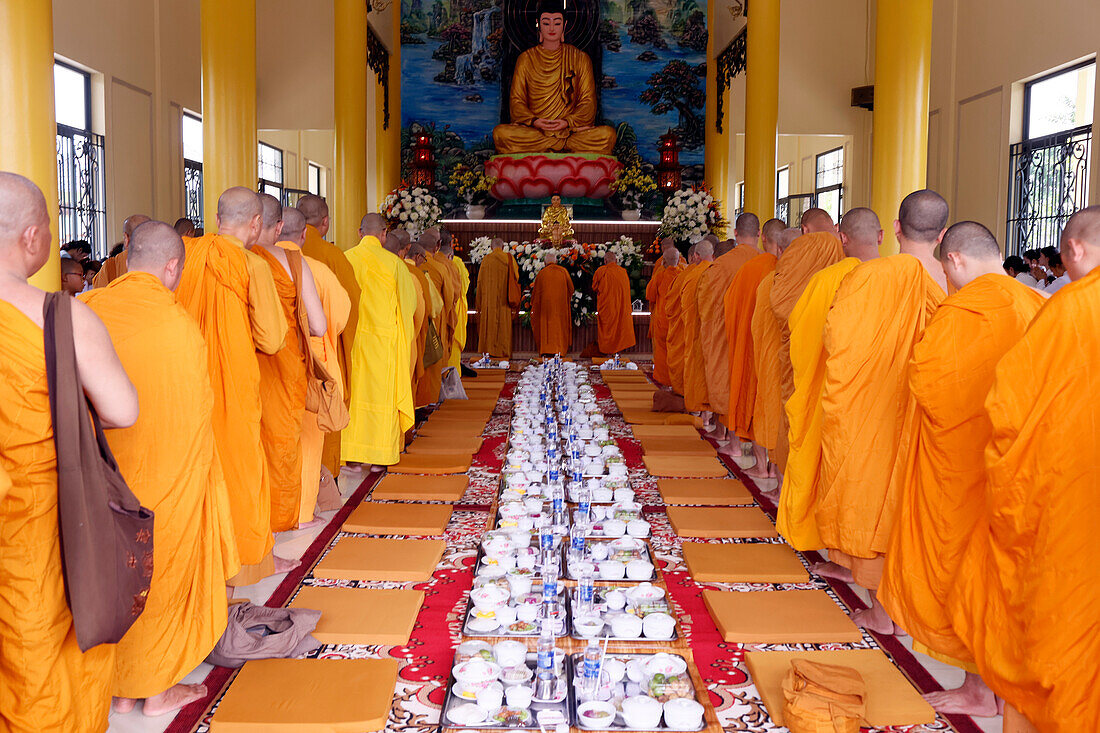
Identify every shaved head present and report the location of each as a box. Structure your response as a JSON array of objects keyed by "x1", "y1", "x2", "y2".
[
  {"x1": 1059, "y1": 205, "x2": 1100, "y2": 280},
  {"x1": 735, "y1": 212, "x2": 760, "y2": 240},
  {"x1": 659, "y1": 236, "x2": 676, "y2": 251},
  {"x1": 1061, "y1": 205, "x2": 1100, "y2": 248},
  {"x1": 838, "y1": 207, "x2": 883, "y2": 258},
  {"x1": 491, "y1": 237, "x2": 504, "y2": 250},
  {"x1": 123, "y1": 214, "x2": 151, "y2": 238},
  {"x1": 695, "y1": 240, "x2": 714, "y2": 260},
  {"x1": 662, "y1": 248, "x2": 680, "y2": 267},
  {"x1": 604, "y1": 251, "x2": 618, "y2": 265},
  {"x1": 777, "y1": 227, "x2": 801, "y2": 252},
  {"x1": 0, "y1": 172, "x2": 48, "y2": 243},
  {"x1": 702, "y1": 234, "x2": 719, "y2": 247},
  {"x1": 128, "y1": 220, "x2": 186, "y2": 289},
  {"x1": 408, "y1": 243, "x2": 428, "y2": 260},
  {"x1": 217, "y1": 187, "x2": 262, "y2": 227},
  {"x1": 173, "y1": 217, "x2": 196, "y2": 237},
  {"x1": 898, "y1": 189, "x2": 949, "y2": 243},
  {"x1": 296, "y1": 194, "x2": 329, "y2": 225},
  {"x1": 384, "y1": 232, "x2": 405, "y2": 255},
  {"x1": 939, "y1": 221, "x2": 1000, "y2": 259},
  {"x1": 800, "y1": 208, "x2": 834, "y2": 234},
  {"x1": 761, "y1": 217, "x2": 785, "y2": 245},
  {"x1": 259, "y1": 193, "x2": 282, "y2": 229},
  {"x1": 359, "y1": 213, "x2": 386, "y2": 239},
  {"x1": 390, "y1": 227, "x2": 411, "y2": 248},
  {"x1": 545, "y1": 250, "x2": 558, "y2": 264},
  {"x1": 421, "y1": 227, "x2": 441, "y2": 251},
  {"x1": 280, "y1": 208, "x2": 307, "y2": 243}
]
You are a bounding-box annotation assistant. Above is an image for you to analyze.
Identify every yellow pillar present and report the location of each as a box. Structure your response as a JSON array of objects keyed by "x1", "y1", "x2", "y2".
[
  {"x1": 335, "y1": 0, "x2": 368, "y2": 250},
  {"x1": 871, "y1": 0, "x2": 933, "y2": 254},
  {"x1": 704, "y1": 2, "x2": 728, "y2": 221},
  {"x1": 0, "y1": 0, "x2": 60, "y2": 290},
  {"x1": 743, "y1": 0, "x2": 780, "y2": 223},
  {"x1": 200, "y1": 0, "x2": 257, "y2": 232}
]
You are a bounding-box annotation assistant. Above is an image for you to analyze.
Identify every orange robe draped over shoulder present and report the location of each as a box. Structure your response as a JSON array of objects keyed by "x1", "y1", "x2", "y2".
[
  {"x1": 476, "y1": 249, "x2": 521, "y2": 358},
  {"x1": 91, "y1": 250, "x2": 127, "y2": 288},
  {"x1": 176, "y1": 233, "x2": 287, "y2": 581},
  {"x1": 877, "y1": 275, "x2": 1043, "y2": 667},
  {"x1": 417, "y1": 259, "x2": 446, "y2": 406},
  {"x1": 432, "y1": 252, "x2": 460, "y2": 362},
  {"x1": 750, "y1": 271, "x2": 783, "y2": 450},
  {"x1": 0, "y1": 301, "x2": 114, "y2": 733},
  {"x1": 698, "y1": 245, "x2": 757, "y2": 417},
  {"x1": 405, "y1": 262, "x2": 430, "y2": 407},
  {"x1": 948, "y1": 266, "x2": 1100, "y2": 731},
  {"x1": 776, "y1": 257, "x2": 860, "y2": 551},
  {"x1": 531, "y1": 263, "x2": 574, "y2": 355},
  {"x1": 816, "y1": 255, "x2": 945, "y2": 582},
  {"x1": 681, "y1": 261, "x2": 713, "y2": 411},
  {"x1": 592, "y1": 262, "x2": 636, "y2": 354},
  {"x1": 82, "y1": 271, "x2": 242, "y2": 698},
  {"x1": 448, "y1": 255, "x2": 470, "y2": 369},
  {"x1": 724, "y1": 252, "x2": 777, "y2": 440},
  {"x1": 645, "y1": 261, "x2": 684, "y2": 386},
  {"x1": 251, "y1": 246, "x2": 309, "y2": 532},
  {"x1": 665, "y1": 263, "x2": 707, "y2": 395}
]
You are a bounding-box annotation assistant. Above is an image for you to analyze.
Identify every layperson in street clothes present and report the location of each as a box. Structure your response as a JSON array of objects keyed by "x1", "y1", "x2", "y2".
[
  {"x1": 176, "y1": 187, "x2": 291, "y2": 585},
  {"x1": 591, "y1": 251, "x2": 636, "y2": 354},
  {"x1": 83, "y1": 221, "x2": 243, "y2": 717},
  {"x1": 475, "y1": 238, "x2": 521, "y2": 358},
  {"x1": 645, "y1": 238, "x2": 685, "y2": 385},
  {"x1": 0, "y1": 172, "x2": 138, "y2": 733},
  {"x1": 531, "y1": 250, "x2": 574, "y2": 355},
  {"x1": 92, "y1": 214, "x2": 151, "y2": 288}
]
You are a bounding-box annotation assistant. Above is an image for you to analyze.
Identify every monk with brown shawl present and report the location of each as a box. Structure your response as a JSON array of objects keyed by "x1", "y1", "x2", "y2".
[
  {"x1": 476, "y1": 238, "x2": 521, "y2": 358},
  {"x1": 645, "y1": 240, "x2": 684, "y2": 385}
]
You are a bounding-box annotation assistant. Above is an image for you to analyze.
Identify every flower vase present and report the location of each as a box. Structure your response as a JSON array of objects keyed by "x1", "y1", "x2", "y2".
[
  {"x1": 465, "y1": 204, "x2": 486, "y2": 220},
  {"x1": 621, "y1": 209, "x2": 642, "y2": 221}
]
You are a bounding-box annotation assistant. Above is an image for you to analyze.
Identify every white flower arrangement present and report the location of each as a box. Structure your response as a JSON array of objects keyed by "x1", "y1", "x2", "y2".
[
  {"x1": 659, "y1": 187, "x2": 726, "y2": 242},
  {"x1": 380, "y1": 184, "x2": 443, "y2": 239}
]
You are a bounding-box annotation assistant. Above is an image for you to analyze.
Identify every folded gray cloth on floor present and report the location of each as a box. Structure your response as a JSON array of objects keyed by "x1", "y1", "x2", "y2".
[{"x1": 205, "y1": 601, "x2": 322, "y2": 668}]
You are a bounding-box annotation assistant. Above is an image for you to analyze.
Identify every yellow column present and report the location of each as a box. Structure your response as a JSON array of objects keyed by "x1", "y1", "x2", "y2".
[
  {"x1": 335, "y1": 0, "x2": 368, "y2": 250},
  {"x1": 0, "y1": 0, "x2": 60, "y2": 290},
  {"x1": 743, "y1": 0, "x2": 780, "y2": 223},
  {"x1": 200, "y1": 0, "x2": 257, "y2": 231},
  {"x1": 704, "y1": 2, "x2": 728, "y2": 220},
  {"x1": 871, "y1": 0, "x2": 933, "y2": 254}
]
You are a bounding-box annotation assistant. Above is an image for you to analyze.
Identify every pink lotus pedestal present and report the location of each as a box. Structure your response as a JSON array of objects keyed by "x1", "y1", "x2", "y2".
[{"x1": 486, "y1": 153, "x2": 622, "y2": 200}]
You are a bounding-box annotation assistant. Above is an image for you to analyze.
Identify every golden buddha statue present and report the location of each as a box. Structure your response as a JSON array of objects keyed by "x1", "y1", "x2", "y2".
[
  {"x1": 492, "y1": 3, "x2": 617, "y2": 155},
  {"x1": 539, "y1": 195, "x2": 574, "y2": 244}
]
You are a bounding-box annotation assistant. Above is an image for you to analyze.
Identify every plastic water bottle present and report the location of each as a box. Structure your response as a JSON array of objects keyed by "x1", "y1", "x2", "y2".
[
  {"x1": 550, "y1": 478, "x2": 565, "y2": 514},
  {"x1": 577, "y1": 561, "x2": 595, "y2": 616},
  {"x1": 538, "y1": 513, "x2": 554, "y2": 553},
  {"x1": 569, "y1": 522, "x2": 586, "y2": 565},
  {"x1": 582, "y1": 639, "x2": 601, "y2": 697},
  {"x1": 542, "y1": 560, "x2": 558, "y2": 605},
  {"x1": 577, "y1": 484, "x2": 592, "y2": 526},
  {"x1": 537, "y1": 618, "x2": 556, "y2": 676}
]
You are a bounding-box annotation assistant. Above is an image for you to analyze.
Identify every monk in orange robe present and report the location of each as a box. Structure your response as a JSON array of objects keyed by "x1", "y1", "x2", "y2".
[
  {"x1": 441, "y1": 236, "x2": 470, "y2": 369},
  {"x1": 410, "y1": 242, "x2": 447, "y2": 403},
  {"x1": 422, "y1": 227, "x2": 461, "y2": 364},
  {"x1": 592, "y1": 251, "x2": 636, "y2": 354},
  {"x1": 82, "y1": 221, "x2": 243, "y2": 716},
  {"x1": 724, "y1": 219, "x2": 784, "y2": 454},
  {"x1": 815, "y1": 190, "x2": 949, "y2": 632},
  {"x1": 297, "y1": 195, "x2": 360, "y2": 477},
  {"x1": 874, "y1": 222, "x2": 1043, "y2": 718},
  {"x1": 475, "y1": 238, "x2": 521, "y2": 358},
  {"x1": 176, "y1": 187, "x2": 291, "y2": 585},
  {"x1": 679, "y1": 240, "x2": 715, "y2": 414},
  {"x1": 949, "y1": 207, "x2": 1100, "y2": 731},
  {"x1": 91, "y1": 214, "x2": 150, "y2": 288},
  {"x1": 252, "y1": 197, "x2": 328, "y2": 532},
  {"x1": 531, "y1": 251, "x2": 574, "y2": 354},
  {"x1": 390, "y1": 237, "x2": 427, "y2": 403},
  {"x1": 664, "y1": 242, "x2": 709, "y2": 396},
  {"x1": 0, "y1": 172, "x2": 138, "y2": 733},
  {"x1": 645, "y1": 240, "x2": 684, "y2": 385},
  {"x1": 401, "y1": 241, "x2": 437, "y2": 406}
]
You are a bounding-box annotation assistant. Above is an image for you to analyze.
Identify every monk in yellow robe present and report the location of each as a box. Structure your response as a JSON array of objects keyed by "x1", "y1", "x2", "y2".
[
  {"x1": 873, "y1": 222, "x2": 1044, "y2": 718},
  {"x1": 91, "y1": 214, "x2": 150, "y2": 288},
  {"x1": 531, "y1": 250, "x2": 574, "y2": 354},
  {"x1": 645, "y1": 240, "x2": 684, "y2": 386},
  {"x1": 475, "y1": 238, "x2": 521, "y2": 358},
  {"x1": 82, "y1": 221, "x2": 242, "y2": 716},
  {"x1": 252, "y1": 196, "x2": 327, "y2": 532},
  {"x1": 663, "y1": 244, "x2": 703, "y2": 395},
  {"x1": 592, "y1": 251, "x2": 636, "y2": 354},
  {"x1": 176, "y1": 187, "x2": 290, "y2": 585},
  {"x1": 442, "y1": 237, "x2": 470, "y2": 369},
  {"x1": 778, "y1": 208, "x2": 881, "y2": 551},
  {"x1": 492, "y1": 5, "x2": 615, "y2": 154},
  {"x1": 725, "y1": 219, "x2": 784, "y2": 451},
  {"x1": 343, "y1": 227, "x2": 418, "y2": 468},
  {"x1": 679, "y1": 240, "x2": 715, "y2": 413},
  {"x1": 0, "y1": 172, "x2": 138, "y2": 733},
  {"x1": 815, "y1": 190, "x2": 949, "y2": 632},
  {"x1": 949, "y1": 207, "x2": 1100, "y2": 732},
  {"x1": 278, "y1": 210, "x2": 351, "y2": 525},
  {"x1": 297, "y1": 194, "x2": 360, "y2": 476}
]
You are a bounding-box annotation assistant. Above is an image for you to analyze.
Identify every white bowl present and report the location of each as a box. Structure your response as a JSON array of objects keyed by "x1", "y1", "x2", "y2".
[
  {"x1": 626, "y1": 520, "x2": 650, "y2": 538},
  {"x1": 453, "y1": 659, "x2": 502, "y2": 692},
  {"x1": 494, "y1": 605, "x2": 518, "y2": 626},
  {"x1": 604, "y1": 589, "x2": 627, "y2": 610},
  {"x1": 625, "y1": 583, "x2": 665, "y2": 604},
  {"x1": 663, "y1": 698, "x2": 704, "y2": 729},
  {"x1": 621, "y1": 695, "x2": 662, "y2": 729},
  {"x1": 601, "y1": 519, "x2": 627, "y2": 538},
  {"x1": 577, "y1": 701, "x2": 617, "y2": 729},
  {"x1": 470, "y1": 585, "x2": 509, "y2": 612},
  {"x1": 603, "y1": 658, "x2": 627, "y2": 682},
  {"x1": 609, "y1": 614, "x2": 643, "y2": 638},
  {"x1": 574, "y1": 615, "x2": 605, "y2": 638},
  {"x1": 598, "y1": 560, "x2": 626, "y2": 580},
  {"x1": 642, "y1": 612, "x2": 676, "y2": 639},
  {"x1": 642, "y1": 653, "x2": 688, "y2": 677},
  {"x1": 592, "y1": 488, "x2": 614, "y2": 503},
  {"x1": 625, "y1": 559, "x2": 654, "y2": 581},
  {"x1": 493, "y1": 640, "x2": 528, "y2": 668}
]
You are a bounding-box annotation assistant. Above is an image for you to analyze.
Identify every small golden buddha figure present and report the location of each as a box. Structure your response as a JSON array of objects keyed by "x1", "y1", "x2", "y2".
[
  {"x1": 539, "y1": 195, "x2": 574, "y2": 244},
  {"x1": 492, "y1": 2, "x2": 617, "y2": 155}
]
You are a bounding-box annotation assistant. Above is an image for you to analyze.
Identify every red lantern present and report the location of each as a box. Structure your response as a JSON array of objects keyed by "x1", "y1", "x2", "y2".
[
  {"x1": 656, "y1": 130, "x2": 682, "y2": 191},
  {"x1": 409, "y1": 132, "x2": 436, "y2": 187}
]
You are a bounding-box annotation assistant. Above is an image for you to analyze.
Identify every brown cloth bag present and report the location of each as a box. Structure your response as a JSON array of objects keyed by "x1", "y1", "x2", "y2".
[
  {"x1": 781, "y1": 659, "x2": 867, "y2": 733},
  {"x1": 286, "y1": 249, "x2": 350, "y2": 433},
  {"x1": 43, "y1": 292, "x2": 155, "y2": 651},
  {"x1": 205, "y1": 602, "x2": 323, "y2": 668}
]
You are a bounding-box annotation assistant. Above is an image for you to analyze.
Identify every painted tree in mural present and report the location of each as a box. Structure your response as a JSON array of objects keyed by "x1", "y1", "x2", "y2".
[
  {"x1": 676, "y1": 10, "x2": 707, "y2": 52},
  {"x1": 629, "y1": 10, "x2": 669, "y2": 49},
  {"x1": 640, "y1": 59, "x2": 705, "y2": 149}
]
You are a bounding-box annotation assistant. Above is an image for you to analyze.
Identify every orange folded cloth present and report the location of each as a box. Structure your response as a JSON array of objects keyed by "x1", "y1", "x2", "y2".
[
  {"x1": 656, "y1": 478, "x2": 754, "y2": 505},
  {"x1": 639, "y1": 436, "x2": 716, "y2": 456},
  {"x1": 389, "y1": 453, "x2": 472, "y2": 475},
  {"x1": 682, "y1": 542, "x2": 809, "y2": 582},
  {"x1": 371, "y1": 474, "x2": 469, "y2": 502},
  {"x1": 703, "y1": 589, "x2": 863, "y2": 643},
  {"x1": 312, "y1": 538, "x2": 445, "y2": 582},
  {"x1": 643, "y1": 455, "x2": 727, "y2": 478},
  {"x1": 666, "y1": 506, "x2": 778, "y2": 538},
  {"x1": 781, "y1": 659, "x2": 866, "y2": 733},
  {"x1": 210, "y1": 658, "x2": 399, "y2": 732},
  {"x1": 342, "y1": 502, "x2": 452, "y2": 535},
  {"x1": 289, "y1": 587, "x2": 424, "y2": 646}
]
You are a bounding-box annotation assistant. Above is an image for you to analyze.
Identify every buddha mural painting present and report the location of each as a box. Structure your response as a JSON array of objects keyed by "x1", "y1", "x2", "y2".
[{"x1": 492, "y1": 1, "x2": 617, "y2": 155}]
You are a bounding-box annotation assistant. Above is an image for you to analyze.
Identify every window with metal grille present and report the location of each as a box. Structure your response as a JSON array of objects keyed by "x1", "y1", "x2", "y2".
[
  {"x1": 307, "y1": 162, "x2": 322, "y2": 196},
  {"x1": 1007, "y1": 60, "x2": 1095, "y2": 255},
  {"x1": 733, "y1": 181, "x2": 745, "y2": 219},
  {"x1": 258, "y1": 142, "x2": 284, "y2": 198},
  {"x1": 182, "y1": 112, "x2": 203, "y2": 226},
  {"x1": 815, "y1": 147, "x2": 844, "y2": 223},
  {"x1": 54, "y1": 61, "x2": 107, "y2": 258}
]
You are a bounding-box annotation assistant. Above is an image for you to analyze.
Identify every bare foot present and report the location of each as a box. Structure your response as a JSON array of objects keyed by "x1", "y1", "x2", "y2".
[
  {"x1": 368, "y1": 464, "x2": 387, "y2": 474},
  {"x1": 272, "y1": 555, "x2": 300, "y2": 574},
  {"x1": 851, "y1": 593, "x2": 899, "y2": 635},
  {"x1": 142, "y1": 684, "x2": 208, "y2": 716},
  {"x1": 810, "y1": 561, "x2": 854, "y2": 583},
  {"x1": 760, "y1": 487, "x2": 780, "y2": 503},
  {"x1": 717, "y1": 440, "x2": 742, "y2": 458},
  {"x1": 295, "y1": 516, "x2": 326, "y2": 530},
  {"x1": 112, "y1": 697, "x2": 137, "y2": 714},
  {"x1": 922, "y1": 673, "x2": 998, "y2": 717}
]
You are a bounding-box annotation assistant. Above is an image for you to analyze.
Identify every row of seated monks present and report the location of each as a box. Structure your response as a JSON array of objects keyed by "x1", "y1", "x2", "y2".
[
  {"x1": 647, "y1": 193, "x2": 1100, "y2": 731},
  {"x1": 0, "y1": 172, "x2": 471, "y2": 730}
]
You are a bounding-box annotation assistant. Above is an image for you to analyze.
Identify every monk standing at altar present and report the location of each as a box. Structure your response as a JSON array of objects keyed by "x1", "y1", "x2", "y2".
[
  {"x1": 475, "y1": 238, "x2": 521, "y2": 358},
  {"x1": 492, "y1": 2, "x2": 616, "y2": 155},
  {"x1": 0, "y1": 172, "x2": 137, "y2": 733},
  {"x1": 645, "y1": 240, "x2": 684, "y2": 386},
  {"x1": 531, "y1": 250, "x2": 574, "y2": 355},
  {"x1": 92, "y1": 213, "x2": 150, "y2": 288},
  {"x1": 176, "y1": 187, "x2": 290, "y2": 585},
  {"x1": 592, "y1": 251, "x2": 635, "y2": 354},
  {"x1": 82, "y1": 221, "x2": 240, "y2": 717},
  {"x1": 815, "y1": 190, "x2": 949, "y2": 632},
  {"x1": 440, "y1": 235, "x2": 470, "y2": 369}
]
